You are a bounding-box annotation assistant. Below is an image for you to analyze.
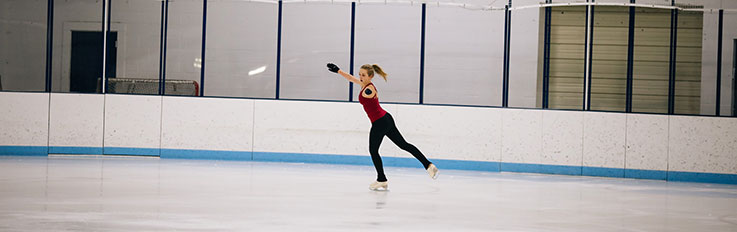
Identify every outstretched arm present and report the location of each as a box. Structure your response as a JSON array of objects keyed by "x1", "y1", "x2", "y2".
[
  {"x1": 338, "y1": 70, "x2": 362, "y2": 86},
  {"x1": 327, "y1": 63, "x2": 362, "y2": 86}
]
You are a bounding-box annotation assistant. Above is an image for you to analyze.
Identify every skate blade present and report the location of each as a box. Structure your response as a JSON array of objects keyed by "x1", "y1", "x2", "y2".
[
  {"x1": 369, "y1": 185, "x2": 389, "y2": 191},
  {"x1": 429, "y1": 168, "x2": 439, "y2": 180},
  {"x1": 370, "y1": 187, "x2": 389, "y2": 192}
]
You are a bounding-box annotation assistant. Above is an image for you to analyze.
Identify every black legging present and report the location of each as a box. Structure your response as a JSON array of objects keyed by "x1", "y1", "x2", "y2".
[{"x1": 369, "y1": 113, "x2": 432, "y2": 182}]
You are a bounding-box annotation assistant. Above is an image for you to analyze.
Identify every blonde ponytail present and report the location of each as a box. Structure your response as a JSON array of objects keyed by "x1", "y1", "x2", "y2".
[
  {"x1": 372, "y1": 64, "x2": 387, "y2": 81},
  {"x1": 360, "y1": 64, "x2": 388, "y2": 81}
]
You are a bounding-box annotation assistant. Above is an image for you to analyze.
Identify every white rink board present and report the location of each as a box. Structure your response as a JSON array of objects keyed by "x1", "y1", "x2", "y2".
[
  {"x1": 0, "y1": 92, "x2": 49, "y2": 146},
  {"x1": 48, "y1": 93, "x2": 104, "y2": 149},
  {"x1": 394, "y1": 104, "x2": 502, "y2": 162},
  {"x1": 103, "y1": 94, "x2": 162, "y2": 151},
  {"x1": 252, "y1": 100, "x2": 369, "y2": 156},
  {"x1": 161, "y1": 97, "x2": 254, "y2": 152},
  {"x1": 501, "y1": 109, "x2": 543, "y2": 164},
  {"x1": 582, "y1": 112, "x2": 626, "y2": 169},
  {"x1": 2, "y1": 93, "x2": 737, "y2": 177},
  {"x1": 625, "y1": 114, "x2": 669, "y2": 171},
  {"x1": 669, "y1": 116, "x2": 737, "y2": 174},
  {"x1": 541, "y1": 110, "x2": 584, "y2": 167}
]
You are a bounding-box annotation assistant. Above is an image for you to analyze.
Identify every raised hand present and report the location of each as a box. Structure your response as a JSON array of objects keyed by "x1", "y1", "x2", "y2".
[{"x1": 327, "y1": 63, "x2": 340, "y2": 73}]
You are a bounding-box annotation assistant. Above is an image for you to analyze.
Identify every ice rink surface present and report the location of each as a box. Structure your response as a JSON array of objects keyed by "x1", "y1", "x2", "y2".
[{"x1": 1, "y1": 155, "x2": 736, "y2": 232}]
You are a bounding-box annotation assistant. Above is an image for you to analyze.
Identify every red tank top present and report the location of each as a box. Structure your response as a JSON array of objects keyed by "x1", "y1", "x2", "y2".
[{"x1": 358, "y1": 83, "x2": 387, "y2": 122}]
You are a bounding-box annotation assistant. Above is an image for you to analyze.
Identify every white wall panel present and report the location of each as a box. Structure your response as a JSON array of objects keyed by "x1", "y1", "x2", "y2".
[
  {"x1": 541, "y1": 110, "x2": 583, "y2": 166},
  {"x1": 582, "y1": 112, "x2": 626, "y2": 169},
  {"x1": 281, "y1": 3, "x2": 351, "y2": 101},
  {"x1": 353, "y1": 4, "x2": 421, "y2": 103},
  {"x1": 395, "y1": 105, "x2": 502, "y2": 162},
  {"x1": 164, "y1": 0, "x2": 203, "y2": 90},
  {"x1": 204, "y1": 1, "x2": 277, "y2": 98},
  {"x1": 253, "y1": 100, "x2": 369, "y2": 156},
  {"x1": 0, "y1": 0, "x2": 46, "y2": 91},
  {"x1": 161, "y1": 97, "x2": 254, "y2": 152},
  {"x1": 103, "y1": 94, "x2": 162, "y2": 150},
  {"x1": 501, "y1": 109, "x2": 543, "y2": 164},
  {"x1": 50, "y1": 0, "x2": 102, "y2": 92},
  {"x1": 700, "y1": 7, "x2": 720, "y2": 115},
  {"x1": 508, "y1": 2, "x2": 543, "y2": 108},
  {"x1": 107, "y1": 0, "x2": 162, "y2": 82},
  {"x1": 48, "y1": 93, "x2": 104, "y2": 149},
  {"x1": 424, "y1": 6, "x2": 504, "y2": 106},
  {"x1": 0, "y1": 92, "x2": 49, "y2": 146},
  {"x1": 669, "y1": 116, "x2": 737, "y2": 174},
  {"x1": 625, "y1": 114, "x2": 669, "y2": 171}
]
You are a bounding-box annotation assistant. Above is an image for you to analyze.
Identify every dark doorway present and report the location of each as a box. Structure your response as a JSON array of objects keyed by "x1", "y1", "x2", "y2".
[{"x1": 70, "y1": 31, "x2": 117, "y2": 93}]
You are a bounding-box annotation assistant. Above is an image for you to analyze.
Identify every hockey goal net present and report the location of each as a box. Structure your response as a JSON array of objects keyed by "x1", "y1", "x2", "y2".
[{"x1": 99, "y1": 78, "x2": 199, "y2": 96}]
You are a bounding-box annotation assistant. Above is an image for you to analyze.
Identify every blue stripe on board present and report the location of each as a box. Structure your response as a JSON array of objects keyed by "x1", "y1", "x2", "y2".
[
  {"x1": 433, "y1": 159, "x2": 500, "y2": 172},
  {"x1": 103, "y1": 147, "x2": 160, "y2": 156},
  {"x1": 582, "y1": 166, "x2": 625, "y2": 178},
  {"x1": 501, "y1": 162, "x2": 537, "y2": 173},
  {"x1": 253, "y1": 152, "x2": 373, "y2": 166},
  {"x1": 161, "y1": 149, "x2": 251, "y2": 161},
  {"x1": 253, "y1": 152, "x2": 501, "y2": 172},
  {"x1": 501, "y1": 162, "x2": 582, "y2": 175},
  {"x1": 49, "y1": 146, "x2": 103, "y2": 155},
  {"x1": 625, "y1": 169, "x2": 668, "y2": 180},
  {"x1": 381, "y1": 156, "x2": 422, "y2": 168},
  {"x1": 668, "y1": 171, "x2": 737, "y2": 185},
  {"x1": 0, "y1": 146, "x2": 48, "y2": 156}
]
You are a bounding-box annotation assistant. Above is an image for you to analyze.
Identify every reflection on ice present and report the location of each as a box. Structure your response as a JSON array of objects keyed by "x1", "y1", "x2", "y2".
[{"x1": 0, "y1": 155, "x2": 735, "y2": 231}]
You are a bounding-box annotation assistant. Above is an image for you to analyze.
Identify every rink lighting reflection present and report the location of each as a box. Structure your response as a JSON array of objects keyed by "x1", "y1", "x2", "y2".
[{"x1": 249, "y1": 66, "x2": 267, "y2": 76}]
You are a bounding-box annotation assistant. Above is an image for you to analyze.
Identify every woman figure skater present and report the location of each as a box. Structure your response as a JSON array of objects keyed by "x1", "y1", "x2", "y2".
[{"x1": 327, "y1": 63, "x2": 439, "y2": 191}]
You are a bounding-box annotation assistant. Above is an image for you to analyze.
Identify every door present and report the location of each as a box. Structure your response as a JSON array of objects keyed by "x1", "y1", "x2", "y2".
[{"x1": 70, "y1": 31, "x2": 117, "y2": 93}]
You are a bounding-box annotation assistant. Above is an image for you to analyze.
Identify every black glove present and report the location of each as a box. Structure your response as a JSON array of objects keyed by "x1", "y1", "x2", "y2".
[{"x1": 327, "y1": 63, "x2": 340, "y2": 73}]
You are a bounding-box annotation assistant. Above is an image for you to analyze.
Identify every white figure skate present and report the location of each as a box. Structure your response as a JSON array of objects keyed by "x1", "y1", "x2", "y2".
[
  {"x1": 369, "y1": 181, "x2": 388, "y2": 191},
  {"x1": 427, "y1": 164, "x2": 439, "y2": 180}
]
